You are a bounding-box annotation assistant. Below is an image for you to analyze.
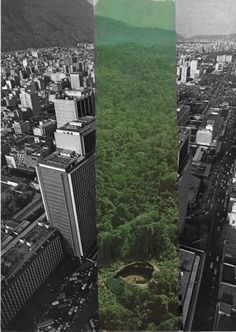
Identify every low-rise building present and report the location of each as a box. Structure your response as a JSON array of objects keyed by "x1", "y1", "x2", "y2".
[
  {"x1": 33, "y1": 119, "x2": 57, "y2": 138},
  {"x1": 1, "y1": 221, "x2": 64, "y2": 329},
  {"x1": 13, "y1": 121, "x2": 32, "y2": 135},
  {"x1": 5, "y1": 135, "x2": 54, "y2": 170},
  {"x1": 214, "y1": 242, "x2": 236, "y2": 330}
]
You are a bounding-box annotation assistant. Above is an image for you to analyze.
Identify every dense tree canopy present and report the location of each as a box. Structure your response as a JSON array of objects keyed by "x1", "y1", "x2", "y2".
[{"x1": 96, "y1": 43, "x2": 180, "y2": 330}]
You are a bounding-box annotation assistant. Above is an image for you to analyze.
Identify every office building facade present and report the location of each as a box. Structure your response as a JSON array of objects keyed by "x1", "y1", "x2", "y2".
[
  {"x1": 36, "y1": 152, "x2": 96, "y2": 258},
  {"x1": 1, "y1": 224, "x2": 64, "y2": 329},
  {"x1": 70, "y1": 73, "x2": 81, "y2": 89},
  {"x1": 54, "y1": 98, "x2": 79, "y2": 128},
  {"x1": 178, "y1": 128, "x2": 191, "y2": 231},
  {"x1": 54, "y1": 93, "x2": 95, "y2": 128},
  {"x1": 19, "y1": 91, "x2": 40, "y2": 116},
  {"x1": 54, "y1": 117, "x2": 95, "y2": 157}
]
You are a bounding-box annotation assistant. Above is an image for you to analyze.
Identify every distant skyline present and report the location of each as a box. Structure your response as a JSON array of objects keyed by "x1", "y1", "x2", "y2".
[{"x1": 176, "y1": 0, "x2": 236, "y2": 38}]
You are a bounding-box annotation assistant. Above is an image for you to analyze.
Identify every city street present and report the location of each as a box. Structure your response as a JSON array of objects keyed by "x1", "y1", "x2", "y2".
[{"x1": 192, "y1": 96, "x2": 236, "y2": 331}]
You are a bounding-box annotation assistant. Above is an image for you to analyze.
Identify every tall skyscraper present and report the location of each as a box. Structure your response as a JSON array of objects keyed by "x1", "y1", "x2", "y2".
[
  {"x1": 181, "y1": 64, "x2": 188, "y2": 83},
  {"x1": 19, "y1": 90, "x2": 40, "y2": 115},
  {"x1": 54, "y1": 93, "x2": 95, "y2": 128},
  {"x1": 215, "y1": 62, "x2": 224, "y2": 72},
  {"x1": 176, "y1": 105, "x2": 190, "y2": 127},
  {"x1": 178, "y1": 128, "x2": 191, "y2": 232},
  {"x1": 216, "y1": 54, "x2": 233, "y2": 63},
  {"x1": 54, "y1": 117, "x2": 95, "y2": 157},
  {"x1": 190, "y1": 60, "x2": 198, "y2": 79},
  {"x1": 36, "y1": 151, "x2": 96, "y2": 259},
  {"x1": 54, "y1": 98, "x2": 79, "y2": 128},
  {"x1": 70, "y1": 73, "x2": 81, "y2": 89},
  {"x1": 196, "y1": 128, "x2": 213, "y2": 146}
]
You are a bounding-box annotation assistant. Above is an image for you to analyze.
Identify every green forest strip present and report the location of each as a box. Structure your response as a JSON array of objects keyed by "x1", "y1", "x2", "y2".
[
  {"x1": 95, "y1": 1, "x2": 179, "y2": 330},
  {"x1": 96, "y1": 44, "x2": 180, "y2": 330}
]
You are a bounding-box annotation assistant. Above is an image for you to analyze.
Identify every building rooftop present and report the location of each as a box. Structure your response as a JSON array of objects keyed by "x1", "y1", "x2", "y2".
[
  {"x1": 180, "y1": 249, "x2": 199, "y2": 302},
  {"x1": 224, "y1": 243, "x2": 236, "y2": 265},
  {"x1": 180, "y1": 247, "x2": 205, "y2": 330},
  {"x1": 1, "y1": 220, "x2": 30, "y2": 249},
  {"x1": 1, "y1": 221, "x2": 55, "y2": 280},
  {"x1": 187, "y1": 175, "x2": 201, "y2": 203},
  {"x1": 230, "y1": 192, "x2": 236, "y2": 200},
  {"x1": 38, "y1": 119, "x2": 56, "y2": 126},
  {"x1": 58, "y1": 117, "x2": 95, "y2": 133},
  {"x1": 215, "y1": 288, "x2": 236, "y2": 332},
  {"x1": 227, "y1": 227, "x2": 236, "y2": 244},
  {"x1": 193, "y1": 146, "x2": 205, "y2": 162},
  {"x1": 219, "y1": 282, "x2": 236, "y2": 307},
  {"x1": 216, "y1": 310, "x2": 236, "y2": 331},
  {"x1": 1, "y1": 231, "x2": 13, "y2": 248},
  {"x1": 39, "y1": 149, "x2": 84, "y2": 171},
  {"x1": 55, "y1": 90, "x2": 94, "y2": 101},
  {"x1": 191, "y1": 161, "x2": 212, "y2": 178},
  {"x1": 219, "y1": 301, "x2": 232, "y2": 315},
  {"x1": 6, "y1": 135, "x2": 53, "y2": 160},
  {"x1": 178, "y1": 127, "x2": 190, "y2": 144},
  {"x1": 222, "y1": 263, "x2": 236, "y2": 285}
]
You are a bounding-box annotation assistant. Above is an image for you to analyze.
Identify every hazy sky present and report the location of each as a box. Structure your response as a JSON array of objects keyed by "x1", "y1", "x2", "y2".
[{"x1": 176, "y1": 0, "x2": 236, "y2": 37}]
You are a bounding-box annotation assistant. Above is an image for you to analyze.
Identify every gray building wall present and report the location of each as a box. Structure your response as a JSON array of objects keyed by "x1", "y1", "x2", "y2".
[
  {"x1": 36, "y1": 154, "x2": 96, "y2": 258},
  {"x1": 1, "y1": 230, "x2": 64, "y2": 329}
]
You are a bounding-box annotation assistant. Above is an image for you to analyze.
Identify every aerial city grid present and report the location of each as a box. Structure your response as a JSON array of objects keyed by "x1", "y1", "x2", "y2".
[
  {"x1": 177, "y1": 33, "x2": 236, "y2": 332},
  {"x1": 1, "y1": 42, "x2": 98, "y2": 331},
  {"x1": 2, "y1": 0, "x2": 236, "y2": 331},
  {"x1": 177, "y1": 0, "x2": 236, "y2": 329}
]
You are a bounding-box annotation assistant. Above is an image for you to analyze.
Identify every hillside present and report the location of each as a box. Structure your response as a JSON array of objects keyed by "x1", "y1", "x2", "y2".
[
  {"x1": 1, "y1": 0, "x2": 94, "y2": 52},
  {"x1": 189, "y1": 33, "x2": 236, "y2": 41},
  {"x1": 96, "y1": 16, "x2": 175, "y2": 46},
  {"x1": 95, "y1": 0, "x2": 175, "y2": 46},
  {"x1": 176, "y1": 33, "x2": 185, "y2": 41},
  {"x1": 1, "y1": 0, "x2": 176, "y2": 51},
  {"x1": 95, "y1": 0, "x2": 175, "y2": 31}
]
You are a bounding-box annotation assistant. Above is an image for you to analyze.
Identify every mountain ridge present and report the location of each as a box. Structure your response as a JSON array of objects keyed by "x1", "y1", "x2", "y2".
[
  {"x1": 96, "y1": 16, "x2": 175, "y2": 46},
  {"x1": 1, "y1": 0, "x2": 94, "y2": 52},
  {"x1": 96, "y1": 0, "x2": 175, "y2": 31},
  {"x1": 177, "y1": 32, "x2": 236, "y2": 41}
]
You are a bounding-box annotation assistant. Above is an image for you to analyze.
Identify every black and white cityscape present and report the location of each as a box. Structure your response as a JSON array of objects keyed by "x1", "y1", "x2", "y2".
[
  {"x1": 177, "y1": 1, "x2": 236, "y2": 330},
  {"x1": 1, "y1": 9, "x2": 98, "y2": 332},
  {"x1": 2, "y1": 0, "x2": 236, "y2": 331}
]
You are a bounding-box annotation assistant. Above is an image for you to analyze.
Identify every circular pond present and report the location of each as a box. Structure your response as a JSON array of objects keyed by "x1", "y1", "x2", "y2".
[{"x1": 115, "y1": 261, "x2": 158, "y2": 287}]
